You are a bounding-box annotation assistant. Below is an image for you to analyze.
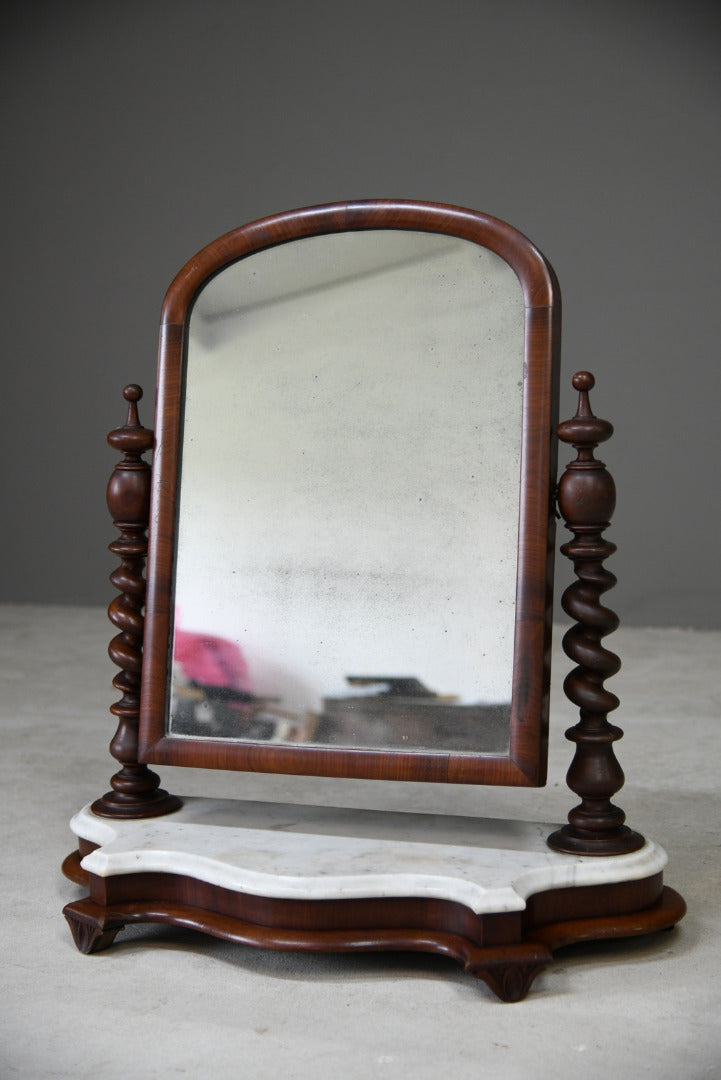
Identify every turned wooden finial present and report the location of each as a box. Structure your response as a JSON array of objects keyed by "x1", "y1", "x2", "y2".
[
  {"x1": 547, "y1": 372, "x2": 644, "y2": 856},
  {"x1": 558, "y1": 372, "x2": 613, "y2": 463},
  {"x1": 92, "y1": 385, "x2": 181, "y2": 819},
  {"x1": 107, "y1": 383, "x2": 150, "y2": 448}
]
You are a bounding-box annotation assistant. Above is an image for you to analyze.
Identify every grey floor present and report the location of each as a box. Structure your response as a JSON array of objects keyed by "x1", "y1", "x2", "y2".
[{"x1": 2, "y1": 604, "x2": 719, "y2": 1079}]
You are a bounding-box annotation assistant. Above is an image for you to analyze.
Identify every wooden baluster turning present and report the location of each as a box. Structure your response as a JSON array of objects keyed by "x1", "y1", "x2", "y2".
[
  {"x1": 547, "y1": 372, "x2": 644, "y2": 855},
  {"x1": 92, "y1": 385, "x2": 181, "y2": 819}
]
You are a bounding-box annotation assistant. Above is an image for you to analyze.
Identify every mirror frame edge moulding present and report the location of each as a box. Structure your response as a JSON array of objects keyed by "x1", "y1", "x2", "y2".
[{"x1": 138, "y1": 199, "x2": 561, "y2": 786}]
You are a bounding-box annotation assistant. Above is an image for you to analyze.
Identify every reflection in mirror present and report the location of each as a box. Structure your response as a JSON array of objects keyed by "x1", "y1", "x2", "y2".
[{"x1": 168, "y1": 230, "x2": 524, "y2": 755}]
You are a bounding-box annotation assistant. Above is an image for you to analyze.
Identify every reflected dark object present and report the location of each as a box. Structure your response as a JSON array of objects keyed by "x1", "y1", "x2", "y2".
[
  {"x1": 314, "y1": 690, "x2": 510, "y2": 754},
  {"x1": 345, "y1": 676, "x2": 439, "y2": 698},
  {"x1": 171, "y1": 683, "x2": 318, "y2": 743},
  {"x1": 171, "y1": 672, "x2": 510, "y2": 754}
]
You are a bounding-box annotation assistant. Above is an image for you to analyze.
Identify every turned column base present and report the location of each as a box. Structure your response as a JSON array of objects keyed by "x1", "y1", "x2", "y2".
[
  {"x1": 547, "y1": 823, "x2": 645, "y2": 856},
  {"x1": 90, "y1": 762, "x2": 182, "y2": 819},
  {"x1": 91, "y1": 789, "x2": 183, "y2": 819}
]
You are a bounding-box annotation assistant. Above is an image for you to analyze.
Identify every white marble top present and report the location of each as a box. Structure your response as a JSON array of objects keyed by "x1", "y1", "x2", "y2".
[{"x1": 71, "y1": 798, "x2": 667, "y2": 915}]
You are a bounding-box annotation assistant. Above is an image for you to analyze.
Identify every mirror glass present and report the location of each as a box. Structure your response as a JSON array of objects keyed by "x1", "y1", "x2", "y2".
[{"x1": 167, "y1": 230, "x2": 524, "y2": 756}]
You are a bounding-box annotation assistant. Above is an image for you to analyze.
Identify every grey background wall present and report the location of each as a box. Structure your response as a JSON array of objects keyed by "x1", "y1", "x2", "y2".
[{"x1": 2, "y1": 0, "x2": 719, "y2": 626}]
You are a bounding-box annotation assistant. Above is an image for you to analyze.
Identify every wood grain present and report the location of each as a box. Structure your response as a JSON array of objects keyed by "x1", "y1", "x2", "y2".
[
  {"x1": 93, "y1": 385, "x2": 181, "y2": 819},
  {"x1": 62, "y1": 865, "x2": 685, "y2": 1003},
  {"x1": 548, "y1": 373, "x2": 644, "y2": 854}
]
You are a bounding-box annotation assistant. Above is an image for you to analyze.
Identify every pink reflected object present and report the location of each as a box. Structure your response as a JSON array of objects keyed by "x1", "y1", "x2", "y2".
[{"x1": 174, "y1": 625, "x2": 250, "y2": 691}]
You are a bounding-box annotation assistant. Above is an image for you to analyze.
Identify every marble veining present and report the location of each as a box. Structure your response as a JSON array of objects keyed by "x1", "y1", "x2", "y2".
[{"x1": 70, "y1": 797, "x2": 667, "y2": 915}]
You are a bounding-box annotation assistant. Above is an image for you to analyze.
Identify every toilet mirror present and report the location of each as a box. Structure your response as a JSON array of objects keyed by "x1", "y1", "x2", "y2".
[{"x1": 138, "y1": 201, "x2": 560, "y2": 785}]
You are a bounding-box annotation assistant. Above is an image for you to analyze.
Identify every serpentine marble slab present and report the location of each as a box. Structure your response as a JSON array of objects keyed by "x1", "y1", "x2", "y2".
[{"x1": 70, "y1": 797, "x2": 667, "y2": 915}]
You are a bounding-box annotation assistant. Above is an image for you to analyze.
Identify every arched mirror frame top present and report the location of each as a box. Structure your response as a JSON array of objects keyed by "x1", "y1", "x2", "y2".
[{"x1": 138, "y1": 200, "x2": 560, "y2": 786}]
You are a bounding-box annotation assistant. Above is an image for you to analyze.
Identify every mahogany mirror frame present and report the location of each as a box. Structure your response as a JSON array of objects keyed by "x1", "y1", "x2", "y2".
[{"x1": 137, "y1": 200, "x2": 561, "y2": 786}]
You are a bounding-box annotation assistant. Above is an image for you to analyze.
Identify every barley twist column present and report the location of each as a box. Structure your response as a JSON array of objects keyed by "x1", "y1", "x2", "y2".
[
  {"x1": 547, "y1": 372, "x2": 643, "y2": 855},
  {"x1": 92, "y1": 385, "x2": 181, "y2": 818}
]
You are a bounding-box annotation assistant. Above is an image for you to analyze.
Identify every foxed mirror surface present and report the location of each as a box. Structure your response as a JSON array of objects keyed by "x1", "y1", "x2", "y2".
[{"x1": 168, "y1": 229, "x2": 524, "y2": 757}]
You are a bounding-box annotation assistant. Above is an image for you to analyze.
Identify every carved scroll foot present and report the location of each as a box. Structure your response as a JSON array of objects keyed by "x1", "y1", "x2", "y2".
[
  {"x1": 469, "y1": 950, "x2": 551, "y2": 1002},
  {"x1": 63, "y1": 900, "x2": 126, "y2": 954}
]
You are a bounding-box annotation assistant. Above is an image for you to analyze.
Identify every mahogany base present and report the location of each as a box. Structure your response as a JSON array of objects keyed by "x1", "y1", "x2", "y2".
[
  {"x1": 61, "y1": 799, "x2": 685, "y2": 1002},
  {"x1": 62, "y1": 877, "x2": 684, "y2": 1003}
]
